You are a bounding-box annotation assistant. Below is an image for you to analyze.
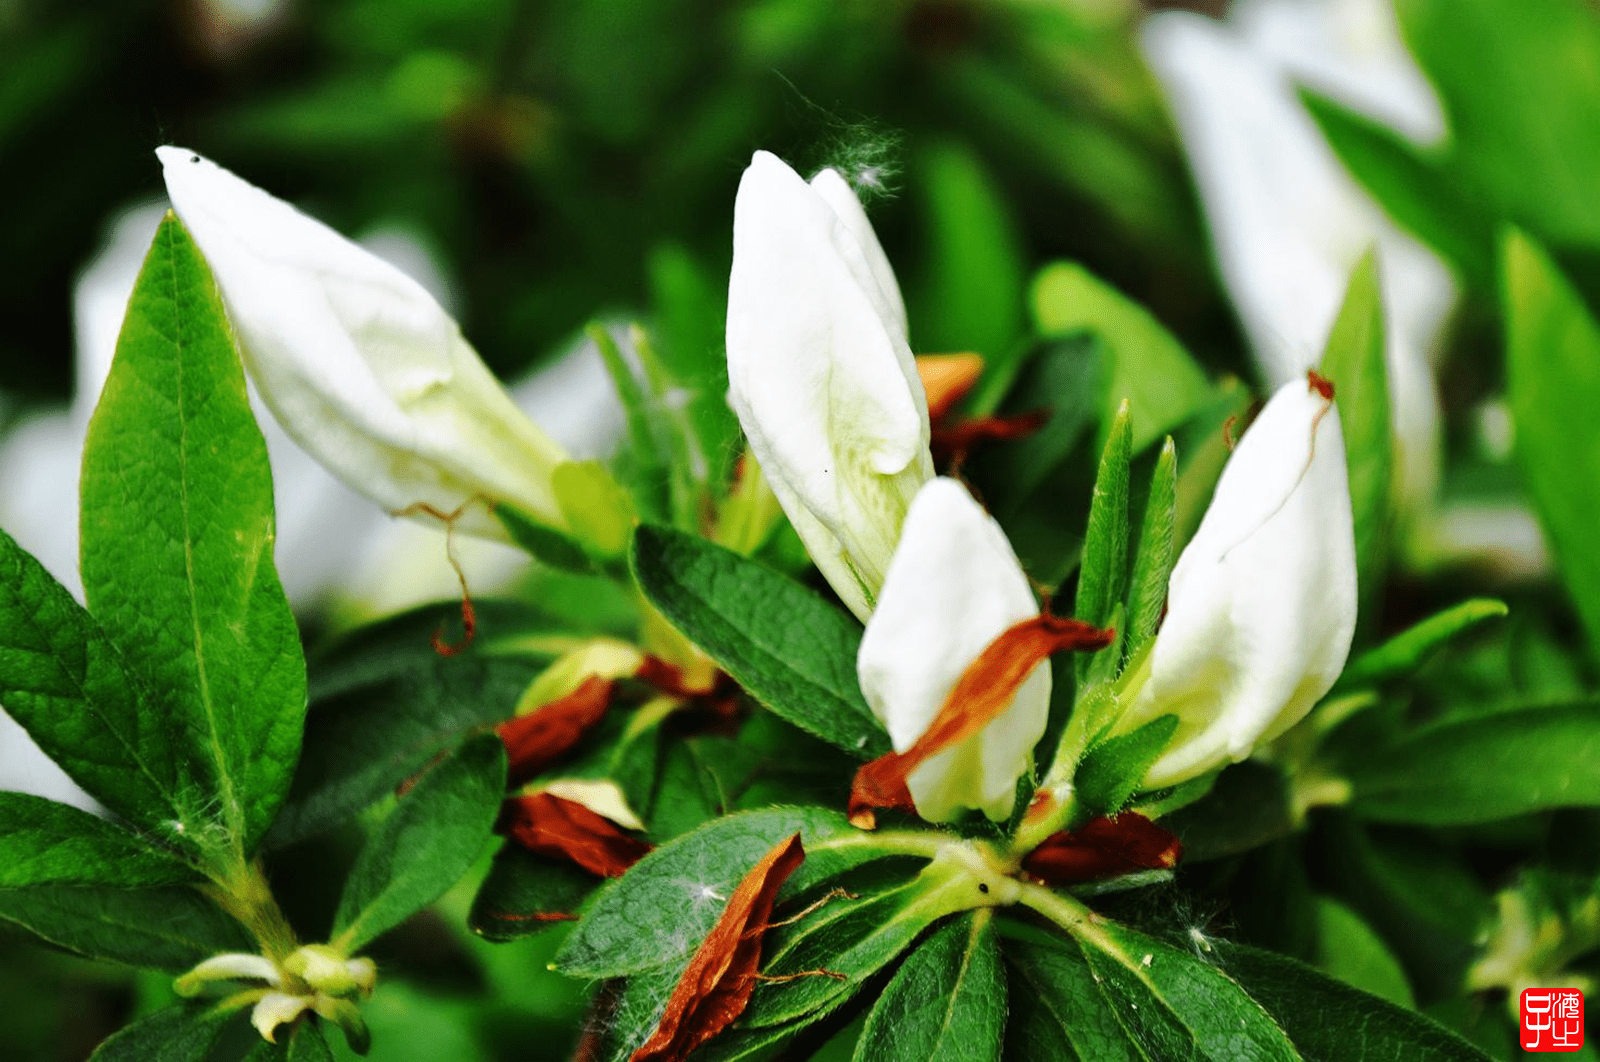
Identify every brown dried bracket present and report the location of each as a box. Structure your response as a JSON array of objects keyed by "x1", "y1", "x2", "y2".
[
  {"x1": 497, "y1": 792, "x2": 653, "y2": 878},
  {"x1": 496, "y1": 675, "x2": 617, "y2": 788},
  {"x1": 916, "y1": 353, "x2": 1049, "y2": 466},
  {"x1": 1021, "y1": 812, "x2": 1183, "y2": 887},
  {"x1": 848, "y1": 614, "x2": 1115, "y2": 828},
  {"x1": 630, "y1": 834, "x2": 807, "y2": 1062}
]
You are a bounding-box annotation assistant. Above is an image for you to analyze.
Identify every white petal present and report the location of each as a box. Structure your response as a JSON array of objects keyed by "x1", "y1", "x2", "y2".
[
  {"x1": 158, "y1": 147, "x2": 567, "y2": 539},
  {"x1": 1121, "y1": 379, "x2": 1357, "y2": 786},
  {"x1": 807, "y1": 168, "x2": 909, "y2": 340},
  {"x1": 857, "y1": 478, "x2": 1047, "y2": 821},
  {"x1": 250, "y1": 992, "x2": 311, "y2": 1043},
  {"x1": 727, "y1": 152, "x2": 932, "y2": 620}
]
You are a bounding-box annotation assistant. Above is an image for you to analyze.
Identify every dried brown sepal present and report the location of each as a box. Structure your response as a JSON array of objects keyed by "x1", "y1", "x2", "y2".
[
  {"x1": 1306, "y1": 368, "x2": 1336, "y2": 401},
  {"x1": 1020, "y1": 812, "x2": 1183, "y2": 886},
  {"x1": 916, "y1": 353, "x2": 986, "y2": 422},
  {"x1": 848, "y1": 614, "x2": 1115, "y2": 828},
  {"x1": 496, "y1": 675, "x2": 616, "y2": 788},
  {"x1": 497, "y1": 793, "x2": 653, "y2": 878},
  {"x1": 931, "y1": 409, "x2": 1051, "y2": 465},
  {"x1": 630, "y1": 834, "x2": 807, "y2": 1062}
]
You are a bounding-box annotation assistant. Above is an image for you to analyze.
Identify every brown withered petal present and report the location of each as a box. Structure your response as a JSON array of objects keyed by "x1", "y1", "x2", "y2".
[
  {"x1": 930, "y1": 409, "x2": 1051, "y2": 465},
  {"x1": 497, "y1": 793, "x2": 653, "y2": 878},
  {"x1": 496, "y1": 675, "x2": 615, "y2": 788},
  {"x1": 1021, "y1": 813, "x2": 1183, "y2": 887},
  {"x1": 631, "y1": 834, "x2": 806, "y2": 1062},
  {"x1": 916, "y1": 353, "x2": 986, "y2": 423},
  {"x1": 849, "y1": 614, "x2": 1114, "y2": 828}
]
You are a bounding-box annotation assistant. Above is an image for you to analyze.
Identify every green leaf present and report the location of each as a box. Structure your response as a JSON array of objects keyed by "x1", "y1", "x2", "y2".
[
  {"x1": 1337, "y1": 598, "x2": 1508, "y2": 689},
  {"x1": 499, "y1": 508, "x2": 600, "y2": 574},
  {"x1": 287, "y1": 1022, "x2": 334, "y2": 1062},
  {"x1": 1318, "y1": 252, "x2": 1391, "y2": 625},
  {"x1": 1074, "y1": 403, "x2": 1129, "y2": 688},
  {"x1": 87, "y1": 1003, "x2": 234, "y2": 1062},
  {"x1": 854, "y1": 911, "x2": 1005, "y2": 1062},
  {"x1": 555, "y1": 807, "x2": 889, "y2": 978},
  {"x1": 1030, "y1": 262, "x2": 1212, "y2": 452},
  {"x1": 0, "y1": 883, "x2": 251, "y2": 971},
  {"x1": 1300, "y1": 91, "x2": 1491, "y2": 286},
  {"x1": 553, "y1": 460, "x2": 637, "y2": 560},
  {"x1": 1346, "y1": 703, "x2": 1600, "y2": 825},
  {"x1": 591, "y1": 323, "x2": 681, "y2": 526},
  {"x1": 914, "y1": 140, "x2": 1027, "y2": 404},
  {"x1": 1212, "y1": 939, "x2": 1491, "y2": 1061},
  {"x1": 1075, "y1": 715, "x2": 1179, "y2": 817},
  {"x1": 1503, "y1": 229, "x2": 1600, "y2": 661},
  {"x1": 468, "y1": 844, "x2": 597, "y2": 943},
  {"x1": 80, "y1": 213, "x2": 305, "y2": 854},
  {"x1": 0, "y1": 792, "x2": 196, "y2": 886},
  {"x1": 0, "y1": 527, "x2": 185, "y2": 834},
  {"x1": 647, "y1": 242, "x2": 738, "y2": 494},
  {"x1": 268, "y1": 655, "x2": 541, "y2": 848},
  {"x1": 1125, "y1": 437, "x2": 1176, "y2": 665},
  {"x1": 332, "y1": 734, "x2": 506, "y2": 953},
  {"x1": 1312, "y1": 896, "x2": 1414, "y2": 1009},
  {"x1": 629, "y1": 525, "x2": 890, "y2": 759}
]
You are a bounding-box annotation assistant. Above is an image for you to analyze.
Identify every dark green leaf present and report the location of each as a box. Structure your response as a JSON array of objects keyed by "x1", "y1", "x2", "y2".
[
  {"x1": 287, "y1": 1022, "x2": 334, "y2": 1062},
  {"x1": 499, "y1": 508, "x2": 600, "y2": 574},
  {"x1": 80, "y1": 213, "x2": 305, "y2": 854},
  {"x1": 1074, "y1": 402, "x2": 1130, "y2": 635},
  {"x1": 0, "y1": 527, "x2": 185, "y2": 834},
  {"x1": 647, "y1": 243, "x2": 738, "y2": 494},
  {"x1": 1030, "y1": 262, "x2": 1212, "y2": 452},
  {"x1": 1075, "y1": 715, "x2": 1179, "y2": 817},
  {"x1": 556, "y1": 807, "x2": 890, "y2": 978},
  {"x1": 1312, "y1": 896, "x2": 1414, "y2": 1009},
  {"x1": 268, "y1": 655, "x2": 540, "y2": 848},
  {"x1": 854, "y1": 911, "x2": 1005, "y2": 1062},
  {"x1": 0, "y1": 792, "x2": 196, "y2": 886},
  {"x1": 629, "y1": 525, "x2": 889, "y2": 758},
  {"x1": 1503, "y1": 230, "x2": 1600, "y2": 661},
  {"x1": 1125, "y1": 437, "x2": 1176, "y2": 664},
  {"x1": 1163, "y1": 762, "x2": 1292, "y2": 862},
  {"x1": 1318, "y1": 252, "x2": 1390, "y2": 625},
  {"x1": 1212, "y1": 939, "x2": 1490, "y2": 1061},
  {"x1": 87, "y1": 1003, "x2": 234, "y2": 1062},
  {"x1": 1347, "y1": 703, "x2": 1600, "y2": 825},
  {"x1": 0, "y1": 882, "x2": 250, "y2": 971},
  {"x1": 468, "y1": 844, "x2": 596, "y2": 942},
  {"x1": 1337, "y1": 598, "x2": 1508, "y2": 689},
  {"x1": 332, "y1": 734, "x2": 506, "y2": 952}
]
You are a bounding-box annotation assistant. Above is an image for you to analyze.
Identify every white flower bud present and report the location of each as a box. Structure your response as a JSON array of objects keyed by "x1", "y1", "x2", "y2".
[
  {"x1": 857, "y1": 478, "x2": 1049, "y2": 822},
  {"x1": 726, "y1": 151, "x2": 933, "y2": 621},
  {"x1": 157, "y1": 146, "x2": 568, "y2": 541},
  {"x1": 1115, "y1": 375, "x2": 1357, "y2": 787}
]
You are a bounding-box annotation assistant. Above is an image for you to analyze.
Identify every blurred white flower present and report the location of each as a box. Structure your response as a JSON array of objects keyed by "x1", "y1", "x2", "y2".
[
  {"x1": 1110, "y1": 375, "x2": 1357, "y2": 788},
  {"x1": 726, "y1": 150, "x2": 933, "y2": 621},
  {"x1": 857, "y1": 477, "x2": 1049, "y2": 822}
]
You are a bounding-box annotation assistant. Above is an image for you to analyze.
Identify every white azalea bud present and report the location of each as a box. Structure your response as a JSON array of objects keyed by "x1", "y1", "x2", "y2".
[
  {"x1": 726, "y1": 151, "x2": 933, "y2": 621},
  {"x1": 157, "y1": 146, "x2": 568, "y2": 541},
  {"x1": 1113, "y1": 375, "x2": 1357, "y2": 788},
  {"x1": 857, "y1": 478, "x2": 1049, "y2": 822}
]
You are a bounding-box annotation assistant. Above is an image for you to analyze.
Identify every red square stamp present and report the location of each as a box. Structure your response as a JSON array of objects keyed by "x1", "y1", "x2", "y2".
[{"x1": 1521, "y1": 988, "x2": 1584, "y2": 1052}]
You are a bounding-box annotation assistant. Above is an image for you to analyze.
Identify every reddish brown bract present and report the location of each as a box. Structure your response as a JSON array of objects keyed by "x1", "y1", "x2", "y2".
[
  {"x1": 1307, "y1": 368, "x2": 1336, "y2": 401},
  {"x1": 495, "y1": 675, "x2": 615, "y2": 788},
  {"x1": 630, "y1": 834, "x2": 807, "y2": 1062},
  {"x1": 1021, "y1": 813, "x2": 1183, "y2": 886},
  {"x1": 497, "y1": 793, "x2": 652, "y2": 878},
  {"x1": 848, "y1": 614, "x2": 1115, "y2": 828}
]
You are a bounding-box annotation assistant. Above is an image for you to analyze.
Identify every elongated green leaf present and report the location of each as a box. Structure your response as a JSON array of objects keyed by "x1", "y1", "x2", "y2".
[
  {"x1": 629, "y1": 525, "x2": 889, "y2": 758},
  {"x1": 500, "y1": 508, "x2": 600, "y2": 574},
  {"x1": 268, "y1": 655, "x2": 541, "y2": 848},
  {"x1": 647, "y1": 243, "x2": 738, "y2": 494},
  {"x1": 1347, "y1": 703, "x2": 1600, "y2": 825},
  {"x1": 80, "y1": 213, "x2": 305, "y2": 854},
  {"x1": 1075, "y1": 403, "x2": 1130, "y2": 631},
  {"x1": 0, "y1": 882, "x2": 251, "y2": 972},
  {"x1": 88, "y1": 1003, "x2": 234, "y2": 1062},
  {"x1": 1337, "y1": 598, "x2": 1508, "y2": 689},
  {"x1": 556, "y1": 807, "x2": 891, "y2": 978},
  {"x1": 1319, "y1": 252, "x2": 1390, "y2": 624},
  {"x1": 1313, "y1": 896, "x2": 1414, "y2": 1009},
  {"x1": 468, "y1": 844, "x2": 596, "y2": 942},
  {"x1": 854, "y1": 911, "x2": 1005, "y2": 1062},
  {"x1": 333, "y1": 734, "x2": 506, "y2": 953},
  {"x1": 1503, "y1": 230, "x2": 1600, "y2": 661},
  {"x1": 0, "y1": 792, "x2": 196, "y2": 886},
  {"x1": 0, "y1": 528, "x2": 185, "y2": 834},
  {"x1": 1075, "y1": 714, "x2": 1179, "y2": 817},
  {"x1": 1212, "y1": 940, "x2": 1491, "y2": 1061},
  {"x1": 1125, "y1": 438, "x2": 1176, "y2": 664},
  {"x1": 1031, "y1": 263, "x2": 1212, "y2": 452}
]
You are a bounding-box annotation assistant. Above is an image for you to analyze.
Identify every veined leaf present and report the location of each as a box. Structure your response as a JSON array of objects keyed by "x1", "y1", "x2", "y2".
[
  {"x1": 0, "y1": 792, "x2": 196, "y2": 887},
  {"x1": 630, "y1": 525, "x2": 889, "y2": 758},
  {"x1": 468, "y1": 844, "x2": 597, "y2": 943},
  {"x1": 1125, "y1": 437, "x2": 1176, "y2": 664},
  {"x1": 0, "y1": 882, "x2": 251, "y2": 971},
  {"x1": 79, "y1": 213, "x2": 305, "y2": 854},
  {"x1": 854, "y1": 910, "x2": 1005, "y2": 1062},
  {"x1": 87, "y1": 1004, "x2": 234, "y2": 1062},
  {"x1": 1074, "y1": 403, "x2": 1130, "y2": 687}
]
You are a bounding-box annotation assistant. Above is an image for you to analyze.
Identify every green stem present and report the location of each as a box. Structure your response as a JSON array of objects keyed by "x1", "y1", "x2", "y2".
[
  {"x1": 203, "y1": 859, "x2": 299, "y2": 965},
  {"x1": 1015, "y1": 880, "x2": 1122, "y2": 957},
  {"x1": 1009, "y1": 787, "x2": 1081, "y2": 860},
  {"x1": 810, "y1": 829, "x2": 951, "y2": 861}
]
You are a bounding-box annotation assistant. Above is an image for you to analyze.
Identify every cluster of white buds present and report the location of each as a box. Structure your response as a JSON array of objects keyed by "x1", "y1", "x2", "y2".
[{"x1": 175, "y1": 944, "x2": 376, "y2": 1047}]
